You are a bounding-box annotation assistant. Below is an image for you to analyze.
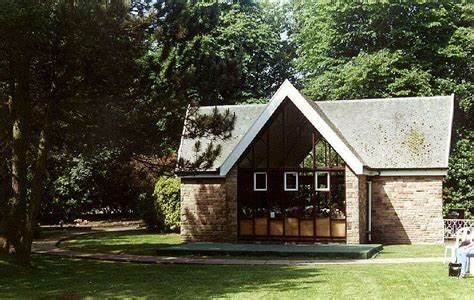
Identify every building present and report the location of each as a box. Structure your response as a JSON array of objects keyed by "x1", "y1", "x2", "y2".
[{"x1": 177, "y1": 80, "x2": 454, "y2": 244}]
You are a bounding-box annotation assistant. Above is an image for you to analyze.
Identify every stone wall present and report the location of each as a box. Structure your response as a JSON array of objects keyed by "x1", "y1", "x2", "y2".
[
  {"x1": 345, "y1": 165, "x2": 368, "y2": 244},
  {"x1": 370, "y1": 176, "x2": 444, "y2": 244},
  {"x1": 180, "y1": 168, "x2": 238, "y2": 242},
  {"x1": 224, "y1": 168, "x2": 238, "y2": 241},
  {"x1": 181, "y1": 166, "x2": 444, "y2": 245}
]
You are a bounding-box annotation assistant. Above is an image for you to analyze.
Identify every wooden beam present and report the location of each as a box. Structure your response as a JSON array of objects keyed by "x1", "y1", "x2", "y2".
[
  {"x1": 282, "y1": 105, "x2": 286, "y2": 168},
  {"x1": 239, "y1": 167, "x2": 345, "y2": 172},
  {"x1": 312, "y1": 131, "x2": 316, "y2": 170}
]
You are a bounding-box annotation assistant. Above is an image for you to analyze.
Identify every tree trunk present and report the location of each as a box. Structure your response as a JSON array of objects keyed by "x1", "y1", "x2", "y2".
[
  {"x1": 0, "y1": 156, "x2": 11, "y2": 253},
  {"x1": 9, "y1": 101, "x2": 29, "y2": 264},
  {"x1": 1, "y1": 94, "x2": 13, "y2": 254},
  {"x1": 8, "y1": 59, "x2": 31, "y2": 266},
  {"x1": 25, "y1": 104, "x2": 51, "y2": 259}
]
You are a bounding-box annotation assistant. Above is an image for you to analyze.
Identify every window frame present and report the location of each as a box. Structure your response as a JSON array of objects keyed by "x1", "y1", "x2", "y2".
[
  {"x1": 253, "y1": 172, "x2": 267, "y2": 191},
  {"x1": 315, "y1": 171, "x2": 330, "y2": 191},
  {"x1": 284, "y1": 171, "x2": 299, "y2": 191}
]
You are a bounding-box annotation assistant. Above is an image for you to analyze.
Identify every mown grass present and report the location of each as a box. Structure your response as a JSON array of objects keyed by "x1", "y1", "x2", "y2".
[
  {"x1": 376, "y1": 244, "x2": 445, "y2": 259},
  {"x1": 0, "y1": 254, "x2": 471, "y2": 299},
  {"x1": 60, "y1": 229, "x2": 445, "y2": 259},
  {"x1": 60, "y1": 229, "x2": 181, "y2": 256}
]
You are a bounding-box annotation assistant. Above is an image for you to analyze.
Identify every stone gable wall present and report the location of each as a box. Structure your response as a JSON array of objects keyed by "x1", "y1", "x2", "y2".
[
  {"x1": 370, "y1": 176, "x2": 444, "y2": 244},
  {"x1": 345, "y1": 165, "x2": 367, "y2": 244},
  {"x1": 180, "y1": 168, "x2": 238, "y2": 242}
]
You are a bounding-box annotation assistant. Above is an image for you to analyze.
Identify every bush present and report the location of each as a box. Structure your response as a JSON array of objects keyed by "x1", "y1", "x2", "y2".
[
  {"x1": 154, "y1": 176, "x2": 181, "y2": 232},
  {"x1": 137, "y1": 192, "x2": 162, "y2": 231},
  {"x1": 138, "y1": 176, "x2": 180, "y2": 232},
  {"x1": 41, "y1": 150, "x2": 142, "y2": 224}
]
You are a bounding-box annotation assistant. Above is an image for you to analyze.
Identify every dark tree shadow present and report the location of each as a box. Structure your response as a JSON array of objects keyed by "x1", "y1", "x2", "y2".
[
  {"x1": 0, "y1": 255, "x2": 324, "y2": 299},
  {"x1": 182, "y1": 181, "x2": 235, "y2": 242},
  {"x1": 371, "y1": 179, "x2": 417, "y2": 245}
]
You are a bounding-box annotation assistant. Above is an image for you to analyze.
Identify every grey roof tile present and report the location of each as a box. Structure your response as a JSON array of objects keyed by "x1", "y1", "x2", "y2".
[
  {"x1": 178, "y1": 104, "x2": 267, "y2": 172},
  {"x1": 178, "y1": 95, "x2": 452, "y2": 172},
  {"x1": 314, "y1": 96, "x2": 452, "y2": 169}
]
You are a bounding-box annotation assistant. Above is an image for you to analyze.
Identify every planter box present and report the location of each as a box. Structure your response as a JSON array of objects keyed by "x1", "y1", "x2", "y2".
[
  {"x1": 285, "y1": 217, "x2": 299, "y2": 236},
  {"x1": 331, "y1": 219, "x2": 346, "y2": 237},
  {"x1": 300, "y1": 219, "x2": 314, "y2": 236},
  {"x1": 239, "y1": 219, "x2": 253, "y2": 236},
  {"x1": 316, "y1": 217, "x2": 330, "y2": 237},
  {"x1": 255, "y1": 218, "x2": 268, "y2": 236},
  {"x1": 270, "y1": 220, "x2": 284, "y2": 236}
]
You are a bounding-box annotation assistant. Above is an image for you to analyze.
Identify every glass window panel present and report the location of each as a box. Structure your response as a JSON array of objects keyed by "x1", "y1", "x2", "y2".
[
  {"x1": 315, "y1": 172, "x2": 330, "y2": 191},
  {"x1": 284, "y1": 172, "x2": 298, "y2": 191},
  {"x1": 330, "y1": 171, "x2": 345, "y2": 219},
  {"x1": 316, "y1": 192, "x2": 331, "y2": 217},
  {"x1": 254, "y1": 172, "x2": 267, "y2": 191}
]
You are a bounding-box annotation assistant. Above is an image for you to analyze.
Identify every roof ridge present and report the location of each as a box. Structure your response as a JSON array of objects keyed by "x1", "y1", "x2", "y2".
[
  {"x1": 197, "y1": 103, "x2": 268, "y2": 109},
  {"x1": 314, "y1": 95, "x2": 451, "y2": 104}
]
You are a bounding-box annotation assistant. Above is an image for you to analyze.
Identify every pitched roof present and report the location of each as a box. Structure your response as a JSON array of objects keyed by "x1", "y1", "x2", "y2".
[
  {"x1": 178, "y1": 104, "x2": 267, "y2": 172},
  {"x1": 178, "y1": 81, "x2": 453, "y2": 176},
  {"x1": 313, "y1": 96, "x2": 453, "y2": 169}
]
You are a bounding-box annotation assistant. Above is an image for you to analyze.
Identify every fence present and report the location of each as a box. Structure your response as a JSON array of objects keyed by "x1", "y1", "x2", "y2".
[{"x1": 444, "y1": 219, "x2": 473, "y2": 239}]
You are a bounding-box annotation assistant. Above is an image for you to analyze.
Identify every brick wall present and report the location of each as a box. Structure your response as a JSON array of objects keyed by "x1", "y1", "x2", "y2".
[
  {"x1": 345, "y1": 165, "x2": 367, "y2": 244},
  {"x1": 180, "y1": 168, "x2": 238, "y2": 242},
  {"x1": 371, "y1": 176, "x2": 444, "y2": 244}
]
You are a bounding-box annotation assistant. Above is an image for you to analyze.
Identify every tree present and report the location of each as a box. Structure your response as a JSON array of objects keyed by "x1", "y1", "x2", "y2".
[
  {"x1": 0, "y1": 0, "x2": 147, "y2": 265},
  {"x1": 0, "y1": 0, "x2": 295, "y2": 263},
  {"x1": 133, "y1": 0, "x2": 294, "y2": 169},
  {"x1": 149, "y1": 0, "x2": 293, "y2": 103},
  {"x1": 293, "y1": 1, "x2": 473, "y2": 216}
]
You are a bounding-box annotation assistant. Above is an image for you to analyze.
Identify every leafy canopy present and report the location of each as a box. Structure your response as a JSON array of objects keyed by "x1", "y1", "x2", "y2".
[{"x1": 294, "y1": 0, "x2": 473, "y2": 216}]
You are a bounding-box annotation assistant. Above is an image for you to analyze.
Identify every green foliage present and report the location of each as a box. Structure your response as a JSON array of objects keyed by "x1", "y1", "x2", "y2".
[
  {"x1": 41, "y1": 150, "x2": 142, "y2": 223},
  {"x1": 153, "y1": 176, "x2": 181, "y2": 232},
  {"x1": 444, "y1": 131, "x2": 474, "y2": 218},
  {"x1": 0, "y1": 0, "x2": 295, "y2": 236},
  {"x1": 294, "y1": 1, "x2": 470, "y2": 99},
  {"x1": 139, "y1": 0, "x2": 295, "y2": 171},
  {"x1": 294, "y1": 1, "x2": 473, "y2": 214},
  {"x1": 139, "y1": 176, "x2": 180, "y2": 232},
  {"x1": 149, "y1": 0, "x2": 293, "y2": 104},
  {"x1": 238, "y1": 98, "x2": 269, "y2": 104},
  {"x1": 303, "y1": 49, "x2": 434, "y2": 100},
  {"x1": 137, "y1": 192, "x2": 161, "y2": 231}
]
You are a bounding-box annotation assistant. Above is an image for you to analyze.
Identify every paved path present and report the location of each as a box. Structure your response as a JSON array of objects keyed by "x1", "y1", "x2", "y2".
[{"x1": 32, "y1": 229, "x2": 445, "y2": 266}]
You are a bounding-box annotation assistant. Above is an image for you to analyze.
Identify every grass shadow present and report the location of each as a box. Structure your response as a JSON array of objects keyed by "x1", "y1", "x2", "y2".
[
  {"x1": 2, "y1": 254, "x2": 473, "y2": 299},
  {"x1": 0, "y1": 254, "x2": 323, "y2": 299}
]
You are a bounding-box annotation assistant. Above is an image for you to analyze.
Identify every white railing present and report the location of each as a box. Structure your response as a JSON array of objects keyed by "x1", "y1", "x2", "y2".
[{"x1": 444, "y1": 219, "x2": 473, "y2": 239}]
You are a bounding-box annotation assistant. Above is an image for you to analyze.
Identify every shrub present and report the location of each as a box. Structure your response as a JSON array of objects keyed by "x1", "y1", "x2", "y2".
[
  {"x1": 154, "y1": 176, "x2": 181, "y2": 232},
  {"x1": 137, "y1": 192, "x2": 162, "y2": 231},
  {"x1": 138, "y1": 176, "x2": 180, "y2": 232}
]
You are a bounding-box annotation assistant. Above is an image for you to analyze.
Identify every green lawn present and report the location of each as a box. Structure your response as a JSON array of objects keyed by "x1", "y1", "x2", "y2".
[
  {"x1": 376, "y1": 244, "x2": 445, "y2": 259},
  {"x1": 60, "y1": 229, "x2": 445, "y2": 259},
  {"x1": 60, "y1": 229, "x2": 181, "y2": 256},
  {"x1": 0, "y1": 254, "x2": 471, "y2": 299}
]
